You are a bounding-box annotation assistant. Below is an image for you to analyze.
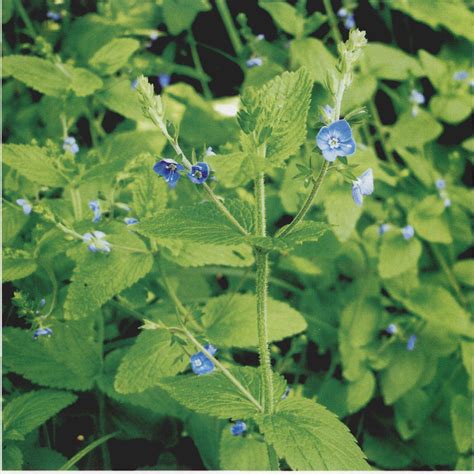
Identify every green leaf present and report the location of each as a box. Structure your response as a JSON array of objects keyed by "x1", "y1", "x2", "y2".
[
  {"x1": 362, "y1": 43, "x2": 422, "y2": 80},
  {"x1": 137, "y1": 202, "x2": 248, "y2": 246},
  {"x1": 159, "y1": 367, "x2": 286, "y2": 419},
  {"x1": 64, "y1": 227, "x2": 153, "y2": 319},
  {"x1": 256, "y1": 398, "x2": 369, "y2": 470},
  {"x1": 451, "y1": 396, "x2": 471, "y2": 453},
  {"x1": 3, "y1": 323, "x2": 102, "y2": 390},
  {"x1": 259, "y1": 1, "x2": 305, "y2": 37},
  {"x1": 3, "y1": 204, "x2": 29, "y2": 245},
  {"x1": 3, "y1": 144, "x2": 68, "y2": 187},
  {"x1": 2, "y1": 256, "x2": 37, "y2": 282},
  {"x1": 453, "y1": 260, "x2": 474, "y2": 287},
  {"x1": 202, "y1": 293, "x2": 307, "y2": 348},
  {"x1": 205, "y1": 152, "x2": 253, "y2": 188},
  {"x1": 390, "y1": 110, "x2": 443, "y2": 148},
  {"x1": 396, "y1": 148, "x2": 433, "y2": 188},
  {"x1": 363, "y1": 433, "x2": 413, "y2": 469},
  {"x1": 278, "y1": 221, "x2": 330, "y2": 248},
  {"x1": 408, "y1": 195, "x2": 452, "y2": 243},
  {"x1": 3, "y1": 444, "x2": 23, "y2": 470},
  {"x1": 394, "y1": 389, "x2": 431, "y2": 440},
  {"x1": 289, "y1": 38, "x2": 335, "y2": 84},
  {"x1": 162, "y1": 0, "x2": 211, "y2": 35},
  {"x1": 378, "y1": 231, "x2": 422, "y2": 279},
  {"x1": 380, "y1": 346, "x2": 425, "y2": 404},
  {"x1": 241, "y1": 68, "x2": 313, "y2": 167},
  {"x1": 219, "y1": 427, "x2": 271, "y2": 470},
  {"x1": 89, "y1": 38, "x2": 140, "y2": 75},
  {"x1": 390, "y1": 0, "x2": 474, "y2": 41},
  {"x1": 418, "y1": 50, "x2": 447, "y2": 89},
  {"x1": 2, "y1": 0, "x2": 14, "y2": 24},
  {"x1": 23, "y1": 448, "x2": 69, "y2": 471},
  {"x1": 430, "y1": 94, "x2": 471, "y2": 124},
  {"x1": 114, "y1": 330, "x2": 190, "y2": 394},
  {"x1": 65, "y1": 65, "x2": 103, "y2": 97},
  {"x1": 3, "y1": 390, "x2": 77, "y2": 441}
]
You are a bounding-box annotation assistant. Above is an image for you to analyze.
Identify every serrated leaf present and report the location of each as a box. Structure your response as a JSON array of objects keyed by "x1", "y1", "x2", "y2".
[
  {"x1": 65, "y1": 65, "x2": 103, "y2": 97},
  {"x1": 23, "y1": 448, "x2": 69, "y2": 471},
  {"x1": 279, "y1": 221, "x2": 330, "y2": 248},
  {"x1": 3, "y1": 444, "x2": 23, "y2": 470},
  {"x1": 378, "y1": 231, "x2": 422, "y2": 279},
  {"x1": 162, "y1": 0, "x2": 211, "y2": 35},
  {"x1": 114, "y1": 330, "x2": 190, "y2": 394},
  {"x1": 256, "y1": 398, "x2": 369, "y2": 470},
  {"x1": 451, "y1": 395, "x2": 472, "y2": 454},
  {"x1": 3, "y1": 144, "x2": 68, "y2": 187},
  {"x1": 241, "y1": 68, "x2": 313, "y2": 166},
  {"x1": 3, "y1": 390, "x2": 77, "y2": 441},
  {"x1": 2, "y1": 256, "x2": 37, "y2": 282},
  {"x1": 158, "y1": 367, "x2": 286, "y2": 419},
  {"x1": 89, "y1": 38, "x2": 140, "y2": 75},
  {"x1": 202, "y1": 293, "x2": 307, "y2": 348},
  {"x1": 64, "y1": 227, "x2": 153, "y2": 319},
  {"x1": 3, "y1": 323, "x2": 102, "y2": 390}
]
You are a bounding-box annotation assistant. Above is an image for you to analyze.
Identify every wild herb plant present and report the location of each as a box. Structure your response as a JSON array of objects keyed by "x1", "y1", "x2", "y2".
[{"x1": 3, "y1": 0, "x2": 473, "y2": 471}]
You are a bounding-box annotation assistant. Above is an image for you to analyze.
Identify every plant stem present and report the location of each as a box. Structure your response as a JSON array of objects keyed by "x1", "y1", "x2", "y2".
[
  {"x1": 70, "y1": 187, "x2": 83, "y2": 221},
  {"x1": 322, "y1": 0, "x2": 343, "y2": 44},
  {"x1": 254, "y1": 171, "x2": 274, "y2": 414},
  {"x1": 14, "y1": 0, "x2": 36, "y2": 38},
  {"x1": 215, "y1": 0, "x2": 243, "y2": 56},
  {"x1": 188, "y1": 30, "x2": 212, "y2": 100}
]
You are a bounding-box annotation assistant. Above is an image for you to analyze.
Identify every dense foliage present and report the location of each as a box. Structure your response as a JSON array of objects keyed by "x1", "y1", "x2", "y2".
[{"x1": 2, "y1": 0, "x2": 473, "y2": 471}]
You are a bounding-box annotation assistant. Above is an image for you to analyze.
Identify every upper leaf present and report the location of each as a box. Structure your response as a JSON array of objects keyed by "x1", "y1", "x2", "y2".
[
  {"x1": 256, "y1": 398, "x2": 370, "y2": 470},
  {"x1": 89, "y1": 38, "x2": 140, "y2": 75},
  {"x1": 3, "y1": 390, "x2": 77, "y2": 441}
]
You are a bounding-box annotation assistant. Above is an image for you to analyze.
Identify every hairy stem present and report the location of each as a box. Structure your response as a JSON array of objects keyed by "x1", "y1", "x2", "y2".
[
  {"x1": 188, "y1": 30, "x2": 212, "y2": 100},
  {"x1": 70, "y1": 187, "x2": 83, "y2": 221},
  {"x1": 255, "y1": 171, "x2": 274, "y2": 414},
  {"x1": 322, "y1": 0, "x2": 343, "y2": 44},
  {"x1": 215, "y1": 0, "x2": 243, "y2": 56}
]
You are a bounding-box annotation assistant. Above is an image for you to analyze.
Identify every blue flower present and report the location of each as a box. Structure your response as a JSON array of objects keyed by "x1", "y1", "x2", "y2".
[
  {"x1": 158, "y1": 74, "x2": 171, "y2": 89},
  {"x1": 435, "y1": 178, "x2": 446, "y2": 190},
  {"x1": 47, "y1": 11, "x2": 61, "y2": 21},
  {"x1": 453, "y1": 70, "x2": 468, "y2": 81},
  {"x1": 124, "y1": 217, "x2": 139, "y2": 225},
  {"x1": 402, "y1": 225, "x2": 415, "y2": 240},
  {"x1": 230, "y1": 420, "x2": 247, "y2": 436},
  {"x1": 337, "y1": 8, "x2": 348, "y2": 17},
  {"x1": 281, "y1": 386, "x2": 291, "y2": 400},
  {"x1": 386, "y1": 323, "x2": 397, "y2": 335},
  {"x1": 88, "y1": 200, "x2": 101, "y2": 223},
  {"x1": 33, "y1": 327, "x2": 53, "y2": 340},
  {"x1": 153, "y1": 159, "x2": 185, "y2": 188},
  {"x1": 379, "y1": 223, "x2": 390, "y2": 236},
  {"x1": 256, "y1": 34, "x2": 265, "y2": 41},
  {"x1": 16, "y1": 198, "x2": 32, "y2": 215},
  {"x1": 188, "y1": 162, "x2": 210, "y2": 184},
  {"x1": 63, "y1": 136, "x2": 79, "y2": 154},
  {"x1": 131, "y1": 78, "x2": 138, "y2": 90},
  {"x1": 344, "y1": 14, "x2": 355, "y2": 30},
  {"x1": 206, "y1": 146, "x2": 216, "y2": 156},
  {"x1": 82, "y1": 231, "x2": 111, "y2": 253},
  {"x1": 190, "y1": 344, "x2": 217, "y2": 375},
  {"x1": 150, "y1": 31, "x2": 159, "y2": 41},
  {"x1": 40, "y1": 298, "x2": 46, "y2": 307},
  {"x1": 406, "y1": 334, "x2": 417, "y2": 351},
  {"x1": 410, "y1": 89, "x2": 425, "y2": 105},
  {"x1": 316, "y1": 119, "x2": 356, "y2": 162},
  {"x1": 246, "y1": 57, "x2": 263, "y2": 68},
  {"x1": 351, "y1": 168, "x2": 374, "y2": 206}
]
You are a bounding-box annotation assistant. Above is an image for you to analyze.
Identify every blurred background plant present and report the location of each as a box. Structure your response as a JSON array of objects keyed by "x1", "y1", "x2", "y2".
[{"x1": 2, "y1": 0, "x2": 473, "y2": 470}]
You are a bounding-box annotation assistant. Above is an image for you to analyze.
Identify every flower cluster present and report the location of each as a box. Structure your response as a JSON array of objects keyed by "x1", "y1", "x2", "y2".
[
  {"x1": 16, "y1": 198, "x2": 32, "y2": 215},
  {"x1": 409, "y1": 89, "x2": 425, "y2": 117},
  {"x1": 47, "y1": 11, "x2": 61, "y2": 22},
  {"x1": 88, "y1": 200, "x2": 101, "y2": 223},
  {"x1": 337, "y1": 8, "x2": 355, "y2": 30},
  {"x1": 230, "y1": 420, "x2": 247, "y2": 436},
  {"x1": 153, "y1": 159, "x2": 211, "y2": 188},
  {"x1": 82, "y1": 231, "x2": 111, "y2": 253},
  {"x1": 190, "y1": 344, "x2": 217, "y2": 375},
  {"x1": 63, "y1": 136, "x2": 79, "y2": 154},
  {"x1": 435, "y1": 178, "x2": 451, "y2": 207}
]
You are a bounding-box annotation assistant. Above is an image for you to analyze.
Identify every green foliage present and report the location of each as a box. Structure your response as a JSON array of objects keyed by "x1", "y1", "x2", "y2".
[
  {"x1": 4, "y1": 390, "x2": 77, "y2": 441},
  {"x1": 162, "y1": 0, "x2": 211, "y2": 35},
  {"x1": 256, "y1": 398, "x2": 370, "y2": 470},
  {"x1": 89, "y1": 38, "x2": 140, "y2": 75}
]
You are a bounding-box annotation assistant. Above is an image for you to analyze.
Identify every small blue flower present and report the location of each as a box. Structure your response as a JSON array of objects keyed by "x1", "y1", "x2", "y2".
[
  {"x1": 131, "y1": 78, "x2": 138, "y2": 90},
  {"x1": 402, "y1": 225, "x2": 415, "y2": 240},
  {"x1": 256, "y1": 34, "x2": 265, "y2": 41},
  {"x1": 153, "y1": 159, "x2": 185, "y2": 188},
  {"x1": 40, "y1": 298, "x2": 46, "y2": 307},
  {"x1": 410, "y1": 89, "x2": 425, "y2": 105},
  {"x1": 246, "y1": 57, "x2": 263, "y2": 68},
  {"x1": 16, "y1": 198, "x2": 32, "y2": 215},
  {"x1": 188, "y1": 162, "x2": 210, "y2": 184},
  {"x1": 190, "y1": 344, "x2": 217, "y2": 376},
  {"x1": 435, "y1": 178, "x2": 446, "y2": 190},
  {"x1": 158, "y1": 74, "x2": 171, "y2": 89},
  {"x1": 47, "y1": 11, "x2": 61, "y2": 21},
  {"x1": 443, "y1": 197, "x2": 451, "y2": 208},
  {"x1": 379, "y1": 223, "x2": 390, "y2": 236},
  {"x1": 124, "y1": 217, "x2": 139, "y2": 225},
  {"x1": 351, "y1": 168, "x2": 374, "y2": 206},
  {"x1": 281, "y1": 386, "x2": 291, "y2": 400},
  {"x1": 386, "y1": 323, "x2": 397, "y2": 335},
  {"x1": 82, "y1": 231, "x2": 111, "y2": 253},
  {"x1": 337, "y1": 8, "x2": 348, "y2": 17},
  {"x1": 230, "y1": 420, "x2": 247, "y2": 436},
  {"x1": 33, "y1": 327, "x2": 53, "y2": 340},
  {"x1": 453, "y1": 70, "x2": 468, "y2": 81},
  {"x1": 88, "y1": 200, "x2": 101, "y2": 223},
  {"x1": 150, "y1": 31, "x2": 159, "y2": 41},
  {"x1": 406, "y1": 334, "x2": 417, "y2": 351},
  {"x1": 206, "y1": 146, "x2": 216, "y2": 156},
  {"x1": 316, "y1": 119, "x2": 356, "y2": 162},
  {"x1": 63, "y1": 136, "x2": 79, "y2": 154},
  {"x1": 344, "y1": 14, "x2": 355, "y2": 30}
]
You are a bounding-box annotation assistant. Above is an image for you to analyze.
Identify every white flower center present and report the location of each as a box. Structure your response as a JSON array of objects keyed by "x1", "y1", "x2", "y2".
[{"x1": 329, "y1": 137, "x2": 339, "y2": 149}]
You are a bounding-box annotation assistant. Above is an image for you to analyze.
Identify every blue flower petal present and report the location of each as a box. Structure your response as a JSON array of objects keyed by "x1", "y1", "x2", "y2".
[
  {"x1": 330, "y1": 119, "x2": 353, "y2": 142},
  {"x1": 190, "y1": 352, "x2": 214, "y2": 375},
  {"x1": 230, "y1": 420, "x2": 247, "y2": 436},
  {"x1": 358, "y1": 168, "x2": 374, "y2": 195},
  {"x1": 322, "y1": 149, "x2": 338, "y2": 162},
  {"x1": 316, "y1": 126, "x2": 331, "y2": 150},
  {"x1": 339, "y1": 138, "x2": 356, "y2": 155},
  {"x1": 352, "y1": 184, "x2": 363, "y2": 206}
]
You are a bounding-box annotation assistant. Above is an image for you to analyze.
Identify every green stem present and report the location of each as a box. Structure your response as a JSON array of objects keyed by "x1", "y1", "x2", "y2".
[
  {"x1": 215, "y1": 0, "x2": 243, "y2": 56},
  {"x1": 322, "y1": 0, "x2": 343, "y2": 44},
  {"x1": 14, "y1": 0, "x2": 36, "y2": 38},
  {"x1": 255, "y1": 171, "x2": 274, "y2": 414},
  {"x1": 188, "y1": 30, "x2": 212, "y2": 100},
  {"x1": 97, "y1": 391, "x2": 112, "y2": 470},
  {"x1": 59, "y1": 432, "x2": 119, "y2": 471},
  {"x1": 70, "y1": 187, "x2": 83, "y2": 221}
]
